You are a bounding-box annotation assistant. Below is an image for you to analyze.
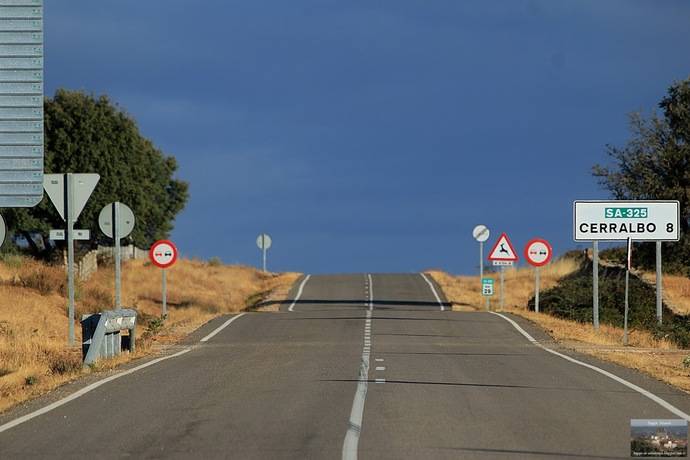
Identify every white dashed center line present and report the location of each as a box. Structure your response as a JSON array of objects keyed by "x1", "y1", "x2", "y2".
[{"x1": 342, "y1": 274, "x2": 375, "y2": 460}]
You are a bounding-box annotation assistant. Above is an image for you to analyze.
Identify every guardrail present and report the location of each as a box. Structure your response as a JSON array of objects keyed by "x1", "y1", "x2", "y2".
[{"x1": 81, "y1": 309, "x2": 137, "y2": 366}]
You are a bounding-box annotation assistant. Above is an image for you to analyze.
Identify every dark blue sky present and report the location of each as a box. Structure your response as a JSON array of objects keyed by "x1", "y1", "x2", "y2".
[{"x1": 44, "y1": 1, "x2": 690, "y2": 274}]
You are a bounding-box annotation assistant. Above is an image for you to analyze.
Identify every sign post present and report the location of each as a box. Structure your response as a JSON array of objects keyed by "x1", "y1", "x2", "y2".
[
  {"x1": 488, "y1": 233, "x2": 518, "y2": 312},
  {"x1": 524, "y1": 238, "x2": 553, "y2": 313},
  {"x1": 481, "y1": 277, "x2": 494, "y2": 311},
  {"x1": 256, "y1": 233, "x2": 272, "y2": 272},
  {"x1": 149, "y1": 240, "x2": 178, "y2": 317},
  {"x1": 44, "y1": 173, "x2": 100, "y2": 346},
  {"x1": 656, "y1": 241, "x2": 662, "y2": 325},
  {"x1": 98, "y1": 202, "x2": 136, "y2": 309},
  {"x1": 473, "y1": 225, "x2": 490, "y2": 308},
  {"x1": 574, "y1": 200, "x2": 680, "y2": 332},
  {"x1": 624, "y1": 238, "x2": 632, "y2": 346},
  {"x1": 593, "y1": 241, "x2": 599, "y2": 330}
]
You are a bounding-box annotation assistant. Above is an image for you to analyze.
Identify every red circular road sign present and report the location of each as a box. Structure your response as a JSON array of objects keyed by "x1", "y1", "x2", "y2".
[
  {"x1": 524, "y1": 239, "x2": 553, "y2": 267},
  {"x1": 149, "y1": 240, "x2": 178, "y2": 269}
]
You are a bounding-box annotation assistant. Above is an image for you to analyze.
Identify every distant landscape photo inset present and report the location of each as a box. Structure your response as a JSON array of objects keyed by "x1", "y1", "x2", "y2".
[{"x1": 631, "y1": 419, "x2": 688, "y2": 457}]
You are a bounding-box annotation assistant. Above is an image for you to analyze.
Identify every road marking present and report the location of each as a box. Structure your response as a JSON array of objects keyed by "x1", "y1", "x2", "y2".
[
  {"x1": 490, "y1": 312, "x2": 690, "y2": 421},
  {"x1": 375, "y1": 379, "x2": 386, "y2": 384},
  {"x1": 420, "y1": 273, "x2": 444, "y2": 311},
  {"x1": 200, "y1": 313, "x2": 246, "y2": 343},
  {"x1": 375, "y1": 358, "x2": 384, "y2": 362},
  {"x1": 342, "y1": 274, "x2": 374, "y2": 460},
  {"x1": 376, "y1": 366, "x2": 386, "y2": 371},
  {"x1": 0, "y1": 348, "x2": 192, "y2": 434},
  {"x1": 287, "y1": 274, "x2": 311, "y2": 312}
]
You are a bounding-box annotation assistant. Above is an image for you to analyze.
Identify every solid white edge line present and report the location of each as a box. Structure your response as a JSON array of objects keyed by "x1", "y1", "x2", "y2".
[
  {"x1": 0, "y1": 348, "x2": 192, "y2": 434},
  {"x1": 420, "y1": 273, "x2": 444, "y2": 311},
  {"x1": 288, "y1": 274, "x2": 311, "y2": 312},
  {"x1": 200, "y1": 313, "x2": 246, "y2": 343},
  {"x1": 367, "y1": 274, "x2": 373, "y2": 311},
  {"x1": 490, "y1": 312, "x2": 690, "y2": 421}
]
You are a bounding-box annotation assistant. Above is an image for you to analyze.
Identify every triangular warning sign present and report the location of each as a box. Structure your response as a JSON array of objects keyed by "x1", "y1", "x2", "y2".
[{"x1": 488, "y1": 232, "x2": 519, "y2": 262}]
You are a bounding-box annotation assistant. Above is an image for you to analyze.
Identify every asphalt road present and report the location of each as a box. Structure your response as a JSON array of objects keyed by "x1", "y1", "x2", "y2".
[{"x1": 1, "y1": 273, "x2": 690, "y2": 459}]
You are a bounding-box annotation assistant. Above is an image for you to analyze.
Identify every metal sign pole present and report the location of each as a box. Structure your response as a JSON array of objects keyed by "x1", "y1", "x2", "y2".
[
  {"x1": 656, "y1": 241, "x2": 663, "y2": 325},
  {"x1": 162, "y1": 269, "x2": 167, "y2": 317},
  {"x1": 499, "y1": 266, "x2": 505, "y2": 312},
  {"x1": 593, "y1": 241, "x2": 599, "y2": 331},
  {"x1": 479, "y1": 241, "x2": 483, "y2": 308},
  {"x1": 66, "y1": 173, "x2": 75, "y2": 346},
  {"x1": 535, "y1": 267, "x2": 540, "y2": 313},
  {"x1": 624, "y1": 268, "x2": 630, "y2": 346},
  {"x1": 262, "y1": 234, "x2": 267, "y2": 272},
  {"x1": 624, "y1": 237, "x2": 631, "y2": 346},
  {"x1": 113, "y1": 202, "x2": 121, "y2": 309}
]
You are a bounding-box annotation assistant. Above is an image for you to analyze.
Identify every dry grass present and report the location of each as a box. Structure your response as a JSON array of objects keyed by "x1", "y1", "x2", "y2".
[
  {"x1": 639, "y1": 271, "x2": 690, "y2": 316},
  {"x1": 428, "y1": 257, "x2": 580, "y2": 311},
  {"x1": 0, "y1": 257, "x2": 299, "y2": 413},
  {"x1": 427, "y1": 262, "x2": 690, "y2": 393}
]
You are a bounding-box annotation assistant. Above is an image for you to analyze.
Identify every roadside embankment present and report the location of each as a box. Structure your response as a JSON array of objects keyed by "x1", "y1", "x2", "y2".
[
  {"x1": 427, "y1": 255, "x2": 690, "y2": 393},
  {"x1": 0, "y1": 256, "x2": 299, "y2": 413}
]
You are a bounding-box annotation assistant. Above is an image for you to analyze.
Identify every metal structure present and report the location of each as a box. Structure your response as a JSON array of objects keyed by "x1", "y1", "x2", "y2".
[
  {"x1": 81, "y1": 309, "x2": 137, "y2": 366},
  {"x1": 256, "y1": 233, "x2": 272, "y2": 272},
  {"x1": 0, "y1": 0, "x2": 44, "y2": 207},
  {"x1": 473, "y1": 225, "x2": 490, "y2": 309},
  {"x1": 573, "y1": 200, "x2": 680, "y2": 328},
  {"x1": 149, "y1": 240, "x2": 178, "y2": 317},
  {"x1": 44, "y1": 173, "x2": 99, "y2": 345},
  {"x1": 524, "y1": 238, "x2": 553, "y2": 314},
  {"x1": 99, "y1": 202, "x2": 136, "y2": 309}
]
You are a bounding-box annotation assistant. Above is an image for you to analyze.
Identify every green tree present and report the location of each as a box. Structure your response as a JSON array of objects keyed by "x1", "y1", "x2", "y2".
[
  {"x1": 593, "y1": 77, "x2": 690, "y2": 273},
  {"x1": 4, "y1": 89, "x2": 188, "y2": 255}
]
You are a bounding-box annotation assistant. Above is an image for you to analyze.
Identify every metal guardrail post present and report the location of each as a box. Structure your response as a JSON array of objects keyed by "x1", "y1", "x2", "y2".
[{"x1": 81, "y1": 309, "x2": 137, "y2": 367}]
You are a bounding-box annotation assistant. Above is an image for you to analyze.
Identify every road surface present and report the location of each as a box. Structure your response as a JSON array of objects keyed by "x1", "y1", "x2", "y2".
[{"x1": 1, "y1": 273, "x2": 689, "y2": 459}]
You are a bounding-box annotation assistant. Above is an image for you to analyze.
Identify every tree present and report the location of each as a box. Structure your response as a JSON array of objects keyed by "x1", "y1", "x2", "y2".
[
  {"x1": 4, "y1": 89, "x2": 189, "y2": 255},
  {"x1": 593, "y1": 77, "x2": 690, "y2": 272}
]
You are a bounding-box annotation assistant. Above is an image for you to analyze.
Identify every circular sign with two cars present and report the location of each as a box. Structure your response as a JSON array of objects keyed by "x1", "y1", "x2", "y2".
[
  {"x1": 524, "y1": 238, "x2": 553, "y2": 267},
  {"x1": 149, "y1": 240, "x2": 178, "y2": 269}
]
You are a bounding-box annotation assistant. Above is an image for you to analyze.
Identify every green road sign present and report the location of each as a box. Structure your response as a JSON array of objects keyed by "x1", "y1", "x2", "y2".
[{"x1": 482, "y1": 278, "x2": 494, "y2": 297}]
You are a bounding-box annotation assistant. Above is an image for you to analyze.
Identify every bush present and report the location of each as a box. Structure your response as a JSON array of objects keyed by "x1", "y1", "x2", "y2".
[
  {"x1": 208, "y1": 257, "x2": 222, "y2": 267},
  {"x1": 533, "y1": 258, "x2": 690, "y2": 348}
]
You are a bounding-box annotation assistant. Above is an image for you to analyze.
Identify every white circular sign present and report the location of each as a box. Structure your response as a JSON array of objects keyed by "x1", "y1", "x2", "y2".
[
  {"x1": 256, "y1": 233, "x2": 272, "y2": 250},
  {"x1": 524, "y1": 239, "x2": 553, "y2": 267},
  {"x1": 472, "y1": 225, "x2": 490, "y2": 243},
  {"x1": 149, "y1": 240, "x2": 178, "y2": 269},
  {"x1": 99, "y1": 202, "x2": 136, "y2": 239}
]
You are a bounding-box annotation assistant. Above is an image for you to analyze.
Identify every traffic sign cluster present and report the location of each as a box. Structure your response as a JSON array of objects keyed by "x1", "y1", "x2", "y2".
[{"x1": 473, "y1": 227, "x2": 553, "y2": 312}]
